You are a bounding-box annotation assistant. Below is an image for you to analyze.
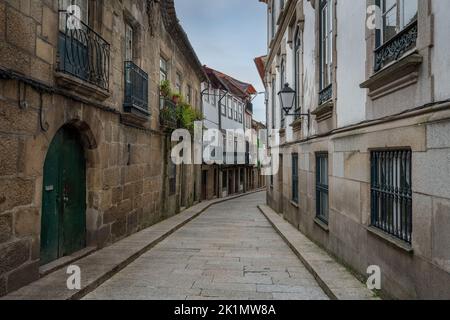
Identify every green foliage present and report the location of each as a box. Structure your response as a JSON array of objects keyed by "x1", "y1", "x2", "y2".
[
  {"x1": 160, "y1": 80, "x2": 172, "y2": 97},
  {"x1": 159, "y1": 81, "x2": 204, "y2": 132}
]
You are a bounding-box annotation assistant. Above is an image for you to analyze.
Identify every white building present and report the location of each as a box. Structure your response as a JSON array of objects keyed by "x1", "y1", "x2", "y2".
[
  {"x1": 201, "y1": 66, "x2": 263, "y2": 199},
  {"x1": 260, "y1": 0, "x2": 450, "y2": 299}
]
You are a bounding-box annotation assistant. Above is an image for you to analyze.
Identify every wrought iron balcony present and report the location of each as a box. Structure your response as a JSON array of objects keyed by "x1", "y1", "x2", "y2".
[
  {"x1": 374, "y1": 20, "x2": 418, "y2": 72},
  {"x1": 319, "y1": 84, "x2": 333, "y2": 105},
  {"x1": 57, "y1": 12, "x2": 110, "y2": 91},
  {"x1": 160, "y1": 98, "x2": 178, "y2": 129},
  {"x1": 124, "y1": 61, "x2": 149, "y2": 117}
]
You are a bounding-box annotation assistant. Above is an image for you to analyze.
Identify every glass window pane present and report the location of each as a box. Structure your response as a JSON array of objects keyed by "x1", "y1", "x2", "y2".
[{"x1": 401, "y1": 0, "x2": 418, "y2": 28}]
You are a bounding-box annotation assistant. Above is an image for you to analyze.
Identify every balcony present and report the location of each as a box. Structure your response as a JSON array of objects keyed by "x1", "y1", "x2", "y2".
[
  {"x1": 374, "y1": 20, "x2": 418, "y2": 72},
  {"x1": 160, "y1": 98, "x2": 178, "y2": 130},
  {"x1": 124, "y1": 61, "x2": 149, "y2": 118},
  {"x1": 56, "y1": 11, "x2": 110, "y2": 98}
]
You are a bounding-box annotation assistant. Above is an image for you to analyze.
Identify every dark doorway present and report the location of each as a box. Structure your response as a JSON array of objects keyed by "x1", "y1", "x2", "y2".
[{"x1": 40, "y1": 126, "x2": 87, "y2": 266}]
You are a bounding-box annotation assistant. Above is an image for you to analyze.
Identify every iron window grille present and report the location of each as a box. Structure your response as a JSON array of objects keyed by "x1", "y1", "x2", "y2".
[
  {"x1": 316, "y1": 152, "x2": 329, "y2": 223},
  {"x1": 371, "y1": 150, "x2": 412, "y2": 244},
  {"x1": 124, "y1": 61, "x2": 149, "y2": 117},
  {"x1": 58, "y1": 11, "x2": 110, "y2": 91},
  {"x1": 292, "y1": 153, "x2": 299, "y2": 204}
]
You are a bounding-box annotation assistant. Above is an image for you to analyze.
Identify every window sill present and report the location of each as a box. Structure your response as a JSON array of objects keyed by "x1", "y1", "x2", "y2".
[
  {"x1": 290, "y1": 200, "x2": 299, "y2": 208},
  {"x1": 366, "y1": 226, "x2": 414, "y2": 254},
  {"x1": 312, "y1": 101, "x2": 333, "y2": 123},
  {"x1": 314, "y1": 218, "x2": 330, "y2": 232},
  {"x1": 120, "y1": 111, "x2": 149, "y2": 128},
  {"x1": 360, "y1": 53, "x2": 422, "y2": 100}
]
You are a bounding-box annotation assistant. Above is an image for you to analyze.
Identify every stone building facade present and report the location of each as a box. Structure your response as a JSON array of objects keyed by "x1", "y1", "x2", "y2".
[
  {"x1": 0, "y1": 0, "x2": 205, "y2": 296},
  {"x1": 260, "y1": 0, "x2": 450, "y2": 299}
]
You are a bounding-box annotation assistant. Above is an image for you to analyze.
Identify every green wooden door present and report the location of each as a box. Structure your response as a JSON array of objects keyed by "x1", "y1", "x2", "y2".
[{"x1": 40, "y1": 127, "x2": 86, "y2": 266}]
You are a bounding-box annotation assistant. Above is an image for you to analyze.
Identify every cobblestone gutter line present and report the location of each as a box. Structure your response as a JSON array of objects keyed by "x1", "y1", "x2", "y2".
[
  {"x1": 1, "y1": 189, "x2": 266, "y2": 301},
  {"x1": 258, "y1": 205, "x2": 379, "y2": 300}
]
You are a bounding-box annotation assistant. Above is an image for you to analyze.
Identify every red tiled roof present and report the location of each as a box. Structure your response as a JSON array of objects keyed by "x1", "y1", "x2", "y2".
[
  {"x1": 203, "y1": 66, "x2": 257, "y2": 99},
  {"x1": 254, "y1": 55, "x2": 267, "y2": 85}
]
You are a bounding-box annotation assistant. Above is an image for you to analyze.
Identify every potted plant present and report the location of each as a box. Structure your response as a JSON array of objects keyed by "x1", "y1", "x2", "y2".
[
  {"x1": 172, "y1": 92, "x2": 182, "y2": 104},
  {"x1": 159, "y1": 80, "x2": 172, "y2": 98}
]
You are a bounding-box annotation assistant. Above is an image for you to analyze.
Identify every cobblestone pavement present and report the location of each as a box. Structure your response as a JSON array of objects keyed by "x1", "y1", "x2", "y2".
[{"x1": 84, "y1": 192, "x2": 329, "y2": 300}]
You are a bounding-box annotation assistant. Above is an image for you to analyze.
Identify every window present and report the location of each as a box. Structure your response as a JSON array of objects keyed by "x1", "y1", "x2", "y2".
[
  {"x1": 292, "y1": 153, "x2": 299, "y2": 204},
  {"x1": 125, "y1": 23, "x2": 133, "y2": 61},
  {"x1": 294, "y1": 29, "x2": 302, "y2": 118},
  {"x1": 211, "y1": 89, "x2": 216, "y2": 106},
  {"x1": 60, "y1": 0, "x2": 89, "y2": 31},
  {"x1": 205, "y1": 85, "x2": 210, "y2": 103},
  {"x1": 160, "y1": 57, "x2": 168, "y2": 82},
  {"x1": 228, "y1": 96, "x2": 233, "y2": 119},
  {"x1": 319, "y1": 0, "x2": 333, "y2": 91},
  {"x1": 187, "y1": 84, "x2": 192, "y2": 104},
  {"x1": 238, "y1": 103, "x2": 243, "y2": 123},
  {"x1": 169, "y1": 159, "x2": 176, "y2": 196},
  {"x1": 316, "y1": 153, "x2": 329, "y2": 223},
  {"x1": 233, "y1": 100, "x2": 238, "y2": 121},
  {"x1": 221, "y1": 94, "x2": 227, "y2": 115},
  {"x1": 271, "y1": 79, "x2": 276, "y2": 129},
  {"x1": 280, "y1": 57, "x2": 286, "y2": 128},
  {"x1": 377, "y1": 0, "x2": 418, "y2": 45},
  {"x1": 271, "y1": 0, "x2": 276, "y2": 39},
  {"x1": 371, "y1": 150, "x2": 412, "y2": 244},
  {"x1": 175, "y1": 72, "x2": 182, "y2": 94}
]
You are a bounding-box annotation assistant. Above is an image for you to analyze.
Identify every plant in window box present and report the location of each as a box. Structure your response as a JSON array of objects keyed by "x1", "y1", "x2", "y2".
[
  {"x1": 176, "y1": 102, "x2": 204, "y2": 132},
  {"x1": 172, "y1": 92, "x2": 182, "y2": 104},
  {"x1": 160, "y1": 80, "x2": 172, "y2": 98}
]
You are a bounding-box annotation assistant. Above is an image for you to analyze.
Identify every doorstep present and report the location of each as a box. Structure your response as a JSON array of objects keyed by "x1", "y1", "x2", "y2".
[
  {"x1": 258, "y1": 205, "x2": 380, "y2": 300},
  {"x1": 2, "y1": 189, "x2": 265, "y2": 300}
]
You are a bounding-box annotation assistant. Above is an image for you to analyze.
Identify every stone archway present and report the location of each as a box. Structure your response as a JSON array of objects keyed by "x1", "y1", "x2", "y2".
[{"x1": 39, "y1": 121, "x2": 97, "y2": 265}]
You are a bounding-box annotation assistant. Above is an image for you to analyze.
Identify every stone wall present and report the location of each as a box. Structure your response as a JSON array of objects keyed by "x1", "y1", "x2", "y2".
[
  {"x1": 267, "y1": 107, "x2": 450, "y2": 299},
  {"x1": 0, "y1": 0, "x2": 203, "y2": 296}
]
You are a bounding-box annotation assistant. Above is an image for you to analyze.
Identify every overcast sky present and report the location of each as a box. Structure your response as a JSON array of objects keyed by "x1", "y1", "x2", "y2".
[{"x1": 175, "y1": 0, "x2": 267, "y2": 123}]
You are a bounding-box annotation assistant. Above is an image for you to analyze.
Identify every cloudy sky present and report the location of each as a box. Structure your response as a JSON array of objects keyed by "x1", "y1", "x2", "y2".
[{"x1": 175, "y1": 0, "x2": 268, "y2": 123}]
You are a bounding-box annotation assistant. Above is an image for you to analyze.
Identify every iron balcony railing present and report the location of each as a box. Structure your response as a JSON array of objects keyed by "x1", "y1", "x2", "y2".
[
  {"x1": 371, "y1": 150, "x2": 412, "y2": 244},
  {"x1": 57, "y1": 11, "x2": 110, "y2": 91},
  {"x1": 318, "y1": 84, "x2": 333, "y2": 106},
  {"x1": 160, "y1": 98, "x2": 178, "y2": 129},
  {"x1": 124, "y1": 61, "x2": 149, "y2": 117},
  {"x1": 374, "y1": 20, "x2": 418, "y2": 72}
]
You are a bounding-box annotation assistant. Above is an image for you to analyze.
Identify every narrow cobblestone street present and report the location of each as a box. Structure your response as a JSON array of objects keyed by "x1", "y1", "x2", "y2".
[{"x1": 83, "y1": 192, "x2": 328, "y2": 300}]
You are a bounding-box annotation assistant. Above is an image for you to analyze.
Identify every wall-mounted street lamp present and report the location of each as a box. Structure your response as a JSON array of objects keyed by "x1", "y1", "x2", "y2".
[{"x1": 278, "y1": 83, "x2": 310, "y2": 127}]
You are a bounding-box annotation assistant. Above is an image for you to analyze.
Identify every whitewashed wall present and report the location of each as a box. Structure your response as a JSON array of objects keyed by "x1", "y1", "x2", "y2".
[
  {"x1": 431, "y1": 0, "x2": 450, "y2": 102},
  {"x1": 336, "y1": 0, "x2": 367, "y2": 127}
]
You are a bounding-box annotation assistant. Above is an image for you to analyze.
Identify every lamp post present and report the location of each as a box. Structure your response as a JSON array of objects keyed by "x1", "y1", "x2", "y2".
[{"x1": 278, "y1": 83, "x2": 310, "y2": 127}]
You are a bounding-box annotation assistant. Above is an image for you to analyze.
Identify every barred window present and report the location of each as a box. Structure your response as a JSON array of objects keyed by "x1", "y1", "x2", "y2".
[
  {"x1": 371, "y1": 150, "x2": 412, "y2": 244},
  {"x1": 292, "y1": 154, "x2": 299, "y2": 204},
  {"x1": 169, "y1": 158, "x2": 176, "y2": 196},
  {"x1": 316, "y1": 153, "x2": 329, "y2": 223}
]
